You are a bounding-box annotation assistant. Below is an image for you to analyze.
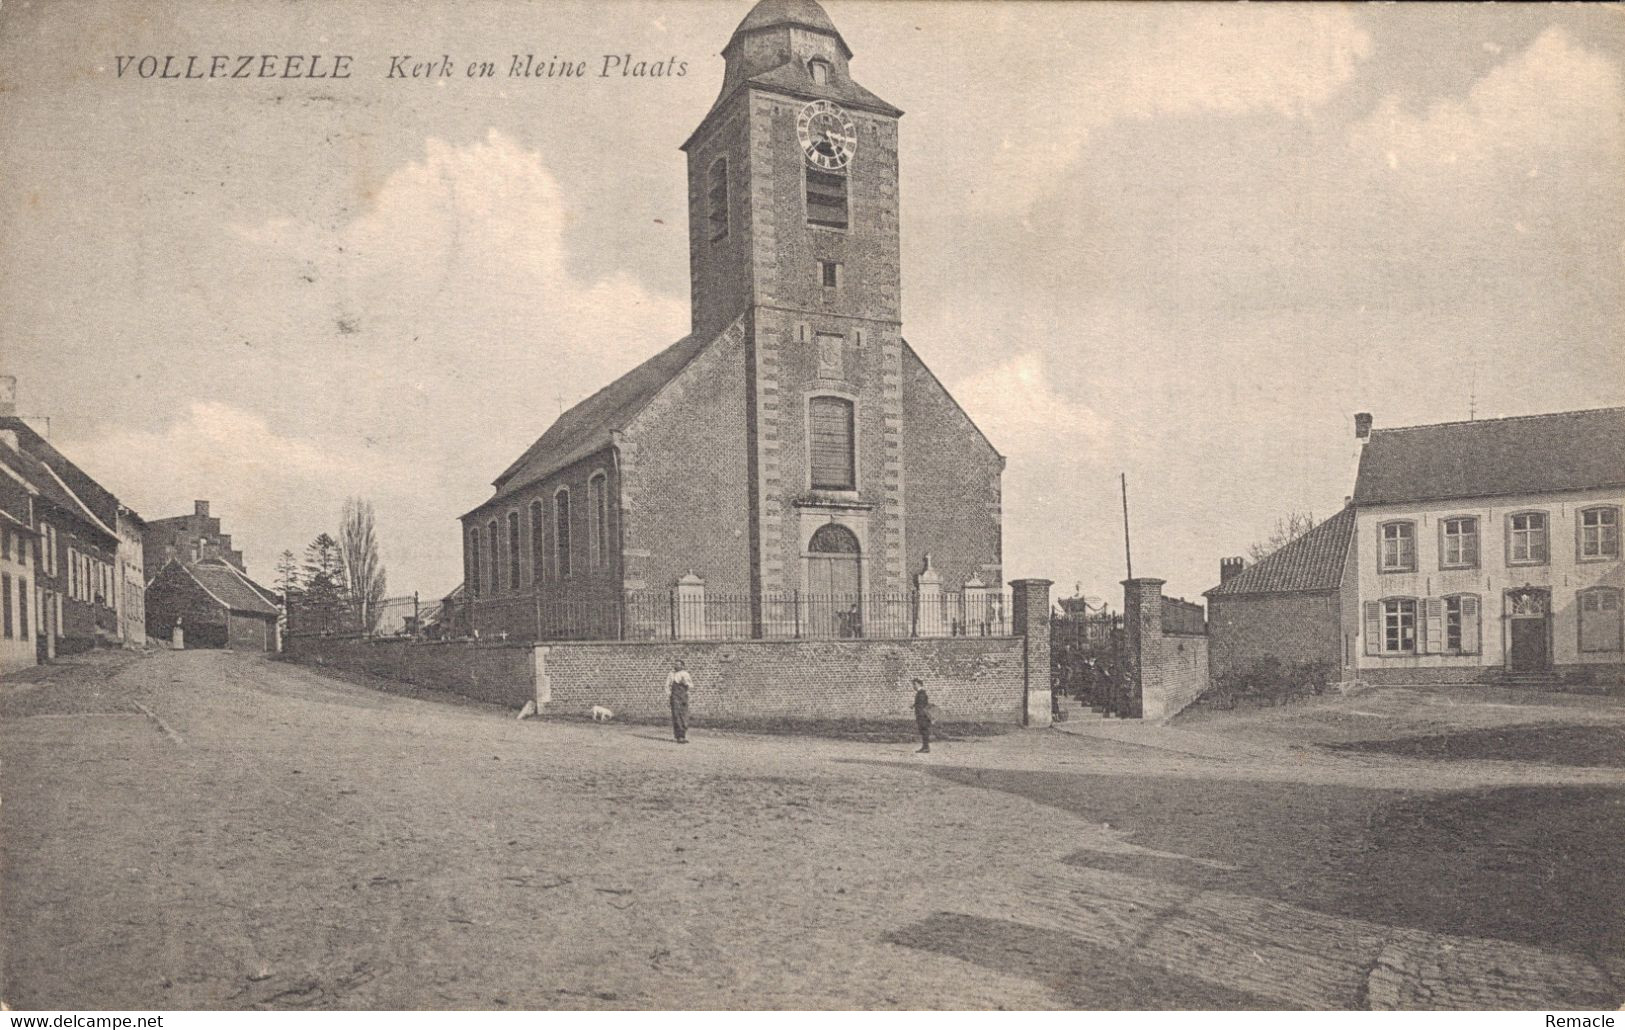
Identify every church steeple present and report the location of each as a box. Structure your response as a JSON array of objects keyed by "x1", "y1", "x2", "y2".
[{"x1": 682, "y1": 0, "x2": 901, "y2": 338}]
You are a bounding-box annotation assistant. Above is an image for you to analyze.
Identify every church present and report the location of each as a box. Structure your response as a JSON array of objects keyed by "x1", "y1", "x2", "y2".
[{"x1": 461, "y1": 0, "x2": 1004, "y2": 640}]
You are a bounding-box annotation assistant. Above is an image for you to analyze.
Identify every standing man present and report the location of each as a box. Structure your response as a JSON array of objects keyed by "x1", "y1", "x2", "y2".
[
  {"x1": 665, "y1": 657, "x2": 693, "y2": 744},
  {"x1": 912, "y1": 678, "x2": 934, "y2": 754}
]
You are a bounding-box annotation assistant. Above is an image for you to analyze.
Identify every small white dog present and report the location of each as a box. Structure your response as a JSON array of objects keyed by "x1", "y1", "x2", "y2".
[{"x1": 591, "y1": 705, "x2": 615, "y2": 722}]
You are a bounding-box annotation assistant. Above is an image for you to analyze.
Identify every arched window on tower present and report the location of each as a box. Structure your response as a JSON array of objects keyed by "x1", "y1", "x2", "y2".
[
  {"x1": 708, "y1": 157, "x2": 729, "y2": 242},
  {"x1": 468, "y1": 529, "x2": 480, "y2": 597},
  {"x1": 809, "y1": 396, "x2": 855, "y2": 490}
]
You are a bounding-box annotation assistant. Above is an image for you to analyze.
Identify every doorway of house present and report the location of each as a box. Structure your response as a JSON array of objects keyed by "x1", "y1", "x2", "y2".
[
  {"x1": 806, "y1": 523, "x2": 862, "y2": 637},
  {"x1": 1507, "y1": 588, "x2": 1551, "y2": 673}
]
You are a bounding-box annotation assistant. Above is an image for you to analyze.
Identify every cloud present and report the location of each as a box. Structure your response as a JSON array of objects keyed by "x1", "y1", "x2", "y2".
[
  {"x1": 70, "y1": 130, "x2": 688, "y2": 593},
  {"x1": 1347, "y1": 27, "x2": 1623, "y2": 179},
  {"x1": 976, "y1": 6, "x2": 1373, "y2": 211},
  {"x1": 951, "y1": 352, "x2": 1111, "y2": 464}
]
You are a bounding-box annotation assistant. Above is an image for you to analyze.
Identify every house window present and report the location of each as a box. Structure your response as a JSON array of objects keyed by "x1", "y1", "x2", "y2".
[
  {"x1": 1579, "y1": 588, "x2": 1623, "y2": 653},
  {"x1": 808, "y1": 58, "x2": 831, "y2": 85},
  {"x1": 1440, "y1": 517, "x2": 1478, "y2": 569},
  {"x1": 819, "y1": 261, "x2": 841, "y2": 288},
  {"x1": 2, "y1": 572, "x2": 11, "y2": 638},
  {"x1": 1379, "y1": 521, "x2": 1415, "y2": 573},
  {"x1": 1380, "y1": 598, "x2": 1416, "y2": 654},
  {"x1": 589, "y1": 473, "x2": 609, "y2": 568},
  {"x1": 468, "y1": 529, "x2": 481, "y2": 597},
  {"x1": 1, "y1": 528, "x2": 8, "y2": 561},
  {"x1": 806, "y1": 168, "x2": 848, "y2": 229},
  {"x1": 487, "y1": 519, "x2": 500, "y2": 594},
  {"x1": 17, "y1": 578, "x2": 26, "y2": 640},
  {"x1": 809, "y1": 396, "x2": 856, "y2": 490},
  {"x1": 1508, "y1": 511, "x2": 1548, "y2": 565},
  {"x1": 530, "y1": 501, "x2": 545, "y2": 582},
  {"x1": 508, "y1": 511, "x2": 522, "y2": 591},
  {"x1": 707, "y1": 157, "x2": 729, "y2": 242},
  {"x1": 554, "y1": 488, "x2": 572, "y2": 580},
  {"x1": 1579, "y1": 506, "x2": 1620, "y2": 560},
  {"x1": 1443, "y1": 594, "x2": 1480, "y2": 654}
]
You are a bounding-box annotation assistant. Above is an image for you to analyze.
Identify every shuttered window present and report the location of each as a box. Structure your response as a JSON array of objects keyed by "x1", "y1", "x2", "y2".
[
  {"x1": 806, "y1": 168, "x2": 848, "y2": 229},
  {"x1": 1579, "y1": 588, "x2": 1622, "y2": 653},
  {"x1": 1444, "y1": 594, "x2": 1480, "y2": 654},
  {"x1": 809, "y1": 396, "x2": 855, "y2": 490},
  {"x1": 1367, "y1": 598, "x2": 1415, "y2": 655},
  {"x1": 1422, "y1": 597, "x2": 1444, "y2": 653}
]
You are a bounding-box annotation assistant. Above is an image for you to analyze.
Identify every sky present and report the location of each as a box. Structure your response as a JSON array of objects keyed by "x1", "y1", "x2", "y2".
[{"x1": 1, "y1": 0, "x2": 1620, "y2": 606}]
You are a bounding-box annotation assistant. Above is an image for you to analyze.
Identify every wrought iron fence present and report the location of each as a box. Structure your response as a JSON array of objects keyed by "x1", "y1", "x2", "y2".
[
  {"x1": 490, "y1": 588, "x2": 1013, "y2": 642},
  {"x1": 287, "y1": 592, "x2": 422, "y2": 639}
]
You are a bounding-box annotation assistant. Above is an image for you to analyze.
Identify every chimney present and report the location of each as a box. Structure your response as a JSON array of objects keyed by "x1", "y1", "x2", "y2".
[
  {"x1": 1219, "y1": 556, "x2": 1245, "y2": 584},
  {"x1": 1354, "y1": 412, "x2": 1373, "y2": 441},
  {"x1": 0, "y1": 376, "x2": 16, "y2": 417},
  {"x1": 194, "y1": 500, "x2": 210, "y2": 518}
]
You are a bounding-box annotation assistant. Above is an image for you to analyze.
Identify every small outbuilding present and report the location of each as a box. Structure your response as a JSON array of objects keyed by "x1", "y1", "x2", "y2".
[{"x1": 146, "y1": 558, "x2": 281, "y2": 652}]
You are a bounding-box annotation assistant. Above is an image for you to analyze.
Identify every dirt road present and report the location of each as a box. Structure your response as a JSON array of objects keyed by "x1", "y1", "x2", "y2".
[{"x1": 3, "y1": 649, "x2": 1622, "y2": 1009}]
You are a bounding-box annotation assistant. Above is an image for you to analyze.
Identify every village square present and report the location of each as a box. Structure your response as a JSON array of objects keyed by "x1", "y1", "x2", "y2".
[{"x1": 1, "y1": 0, "x2": 1621, "y2": 1014}]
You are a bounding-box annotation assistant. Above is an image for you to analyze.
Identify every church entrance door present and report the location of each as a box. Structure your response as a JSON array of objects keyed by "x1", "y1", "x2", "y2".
[{"x1": 806, "y1": 524, "x2": 862, "y2": 638}]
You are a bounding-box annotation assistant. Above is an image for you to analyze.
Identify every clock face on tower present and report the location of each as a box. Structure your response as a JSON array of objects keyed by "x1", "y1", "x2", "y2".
[{"x1": 797, "y1": 100, "x2": 857, "y2": 171}]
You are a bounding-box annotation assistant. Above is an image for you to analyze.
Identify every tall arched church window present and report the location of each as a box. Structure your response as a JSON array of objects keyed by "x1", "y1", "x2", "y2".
[
  {"x1": 554, "y1": 489, "x2": 572, "y2": 580},
  {"x1": 809, "y1": 396, "x2": 855, "y2": 490},
  {"x1": 589, "y1": 473, "x2": 609, "y2": 567},
  {"x1": 508, "y1": 511, "x2": 521, "y2": 591},
  {"x1": 530, "y1": 501, "x2": 545, "y2": 582},
  {"x1": 487, "y1": 520, "x2": 500, "y2": 594}
]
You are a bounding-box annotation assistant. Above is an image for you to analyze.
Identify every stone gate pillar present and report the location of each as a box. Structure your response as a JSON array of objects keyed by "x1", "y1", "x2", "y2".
[
  {"x1": 1121, "y1": 578, "x2": 1166, "y2": 719},
  {"x1": 1010, "y1": 579, "x2": 1053, "y2": 728}
]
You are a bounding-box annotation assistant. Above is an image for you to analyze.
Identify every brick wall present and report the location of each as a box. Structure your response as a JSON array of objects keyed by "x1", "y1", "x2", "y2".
[
  {"x1": 1122, "y1": 578, "x2": 1210, "y2": 720},
  {"x1": 285, "y1": 636, "x2": 536, "y2": 708},
  {"x1": 538, "y1": 636, "x2": 1025, "y2": 723},
  {"x1": 1207, "y1": 592, "x2": 1342, "y2": 682},
  {"x1": 901, "y1": 344, "x2": 1004, "y2": 592}
]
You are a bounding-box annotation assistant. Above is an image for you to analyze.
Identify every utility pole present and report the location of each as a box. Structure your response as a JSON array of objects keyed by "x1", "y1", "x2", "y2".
[{"x1": 1121, "y1": 472, "x2": 1134, "y2": 582}]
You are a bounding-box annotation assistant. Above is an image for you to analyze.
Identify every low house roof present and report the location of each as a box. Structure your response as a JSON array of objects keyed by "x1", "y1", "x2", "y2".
[
  {"x1": 1352, "y1": 406, "x2": 1625, "y2": 507},
  {"x1": 181, "y1": 560, "x2": 281, "y2": 617},
  {"x1": 0, "y1": 417, "x2": 121, "y2": 528},
  {"x1": 471, "y1": 332, "x2": 709, "y2": 515},
  {"x1": 1206, "y1": 506, "x2": 1355, "y2": 598},
  {"x1": 0, "y1": 435, "x2": 118, "y2": 544}
]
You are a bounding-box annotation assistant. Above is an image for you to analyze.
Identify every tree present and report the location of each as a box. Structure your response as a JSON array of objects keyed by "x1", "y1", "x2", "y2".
[
  {"x1": 300, "y1": 532, "x2": 348, "y2": 634},
  {"x1": 1248, "y1": 511, "x2": 1318, "y2": 563},
  {"x1": 274, "y1": 549, "x2": 300, "y2": 603},
  {"x1": 339, "y1": 497, "x2": 388, "y2": 635}
]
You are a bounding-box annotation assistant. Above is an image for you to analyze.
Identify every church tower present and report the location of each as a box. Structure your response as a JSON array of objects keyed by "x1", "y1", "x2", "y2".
[{"x1": 682, "y1": 0, "x2": 910, "y2": 603}]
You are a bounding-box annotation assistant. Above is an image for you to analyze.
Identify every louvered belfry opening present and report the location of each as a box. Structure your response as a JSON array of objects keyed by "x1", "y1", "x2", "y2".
[{"x1": 806, "y1": 168, "x2": 848, "y2": 229}]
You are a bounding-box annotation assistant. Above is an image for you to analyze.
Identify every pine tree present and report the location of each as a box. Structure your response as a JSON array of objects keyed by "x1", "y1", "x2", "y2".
[{"x1": 300, "y1": 533, "x2": 349, "y2": 634}]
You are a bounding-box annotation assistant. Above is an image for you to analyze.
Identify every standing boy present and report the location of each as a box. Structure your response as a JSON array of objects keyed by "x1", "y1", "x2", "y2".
[{"x1": 912, "y1": 678, "x2": 933, "y2": 754}]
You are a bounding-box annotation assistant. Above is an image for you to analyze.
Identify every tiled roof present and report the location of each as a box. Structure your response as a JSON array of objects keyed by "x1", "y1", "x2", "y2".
[
  {"x1": 1352, "y1": 406, "x2": 1625, "y2": 507},
  {"x1": 1206, "y1": 506, "x2": 1355, "y2": 597},
  {"x1": 476, "y1": 332, "x2": 710, "y2": 513},
  {"x1": 0, "y1": 417, "x2": 121, "y2": 527},
  {"x1": 185, "y1": 561, "x2": 281, "y2": 616}
]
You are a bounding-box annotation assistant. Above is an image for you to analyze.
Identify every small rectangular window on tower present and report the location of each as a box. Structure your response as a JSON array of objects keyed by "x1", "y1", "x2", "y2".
[
  {"x1": 806, "y1": 169, "x2": 848, "y2": 230},
  {"x1": 819, "y1": 261, "x2": 841, "y2": 288}
]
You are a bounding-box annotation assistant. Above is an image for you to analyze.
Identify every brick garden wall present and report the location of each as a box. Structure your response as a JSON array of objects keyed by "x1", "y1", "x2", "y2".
[
  {"x1": 285, "y1": 636, "x2": 536, "y2": 708},
  {"x1": 538, "y1": 636, "x2": 1026, "y2": 723},
  {"x1": 1123, "y1": 578, "x2": 1210, "y2": 721}
]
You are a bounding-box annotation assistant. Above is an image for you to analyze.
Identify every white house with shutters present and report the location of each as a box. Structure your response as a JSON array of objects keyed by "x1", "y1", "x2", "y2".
[{"x1": 1349, "y1": 407, "x2": 1625, "y2": 686}]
